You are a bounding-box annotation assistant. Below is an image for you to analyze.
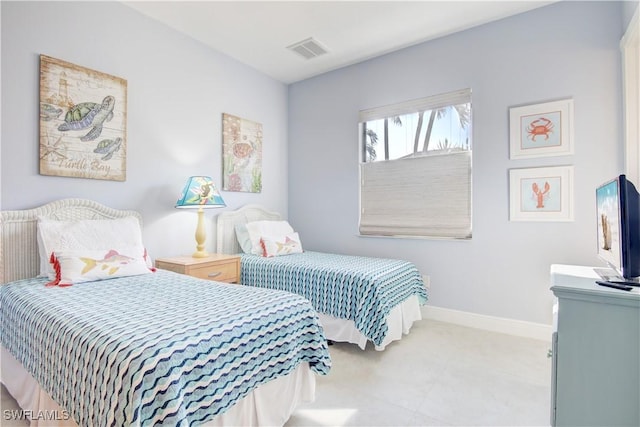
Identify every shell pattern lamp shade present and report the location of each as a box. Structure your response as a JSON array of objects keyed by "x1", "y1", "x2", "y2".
[{"x1": 175, "y1": 176, "x2": 226, "y2": 258}]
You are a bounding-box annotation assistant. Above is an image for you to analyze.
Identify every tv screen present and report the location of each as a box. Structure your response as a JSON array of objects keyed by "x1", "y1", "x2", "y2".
[{"x1": 596, "y1": 174, "x2": 640, "y2": 281}]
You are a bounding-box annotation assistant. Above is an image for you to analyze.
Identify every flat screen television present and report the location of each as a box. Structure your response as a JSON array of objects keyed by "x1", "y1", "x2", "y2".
[{"x1": 595, "y1": 174, "x2": 640, "y2": 282}]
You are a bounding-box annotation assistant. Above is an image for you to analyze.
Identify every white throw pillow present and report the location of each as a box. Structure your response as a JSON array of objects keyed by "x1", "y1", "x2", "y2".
[
  {"x1": 235, "y1": 224, "x2": 253, "y2": 254},
  {"x1": 245, "y1": 220, "x2": 295, "y2": 255},
  {"x1": 37, "y1": 216, "x2": 149, "y2": 279}
]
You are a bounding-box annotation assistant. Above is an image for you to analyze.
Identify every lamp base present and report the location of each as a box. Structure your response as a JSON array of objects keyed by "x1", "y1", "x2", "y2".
[
  {"x1": 192, "y1": 207, "x2": 208, "y2": 258},
  {"x1": 192, "y1": 250, "x2": 209, "y2": 258}
]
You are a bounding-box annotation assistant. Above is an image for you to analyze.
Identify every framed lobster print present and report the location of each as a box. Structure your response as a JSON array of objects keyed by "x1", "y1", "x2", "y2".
[
  {"x1": 509, "y1": 165, "x2": 574, "y2": 222},
  {"x1": 509, "y1": 98, "x2": 574, "y2": 159}
]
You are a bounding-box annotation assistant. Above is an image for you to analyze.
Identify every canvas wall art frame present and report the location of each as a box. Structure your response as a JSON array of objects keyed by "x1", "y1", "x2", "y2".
[
  {"x1": 39, "y1": 55, "x2": 127, "y2": 181},
  {"x1": 222, "y1": 113, "x2": 263, "y2": 193},
  {"x1": 509, "y1": 99, "x2": 574, "y2": 159},
  {"x1": 509, "y1": 165, "x2": 574, "y2": 221}
]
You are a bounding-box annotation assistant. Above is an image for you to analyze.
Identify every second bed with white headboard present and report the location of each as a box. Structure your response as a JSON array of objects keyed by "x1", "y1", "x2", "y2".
[{"x1": 216, "y1": 204, "x2": 429, "y2": 351}]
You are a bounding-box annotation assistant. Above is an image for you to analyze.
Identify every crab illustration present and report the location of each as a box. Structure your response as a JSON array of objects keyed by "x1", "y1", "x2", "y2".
[{"x1": 527, "y1": 117, "x2": 554, "y2": 141}]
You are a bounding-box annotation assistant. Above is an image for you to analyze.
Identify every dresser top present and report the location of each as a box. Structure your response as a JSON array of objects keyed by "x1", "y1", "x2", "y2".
[{"x1": 551, "y1": 264, "x2": 640, "y2": 306}]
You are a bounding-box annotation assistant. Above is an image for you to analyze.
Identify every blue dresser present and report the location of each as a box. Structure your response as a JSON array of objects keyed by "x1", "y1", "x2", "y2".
[{"x1": 550, "y1": 264, "x2": 640, "y2": 427}]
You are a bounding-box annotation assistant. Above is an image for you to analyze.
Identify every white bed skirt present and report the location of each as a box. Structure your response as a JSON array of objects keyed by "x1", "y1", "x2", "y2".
[
  {"x1": 318, "y1": 294, "x2": 422, "y2": 351},
  {"x1": 1, "y1": 346, "x2": 315, "y2": 427}
]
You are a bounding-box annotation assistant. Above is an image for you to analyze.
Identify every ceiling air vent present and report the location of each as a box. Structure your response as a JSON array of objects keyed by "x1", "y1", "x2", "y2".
[{"x1": 287, "y1": 37, "x2": 328, "y2": 60}]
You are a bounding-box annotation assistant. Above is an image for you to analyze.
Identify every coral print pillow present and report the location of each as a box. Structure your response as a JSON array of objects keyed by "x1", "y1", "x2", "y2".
[
  {"x1": 260, "y1": 232, "x2": 303, "y2": 257},
  {"x1": 47, "y1": 248, "x2": 153, "y2": 287}
]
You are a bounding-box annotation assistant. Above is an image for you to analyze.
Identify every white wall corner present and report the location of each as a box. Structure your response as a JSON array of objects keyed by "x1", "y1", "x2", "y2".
[{"x1": 422, "y1": 305, "x2": 552, "y2": 342}]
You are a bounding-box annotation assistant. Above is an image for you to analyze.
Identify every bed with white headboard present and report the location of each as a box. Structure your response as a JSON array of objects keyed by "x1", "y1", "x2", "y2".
[
  {"x1": 216, "y1": 204, "x2": 429, "y2": 351},
  {"x1": 0, "y1": 198, "x2": 330, "y2": 427},
  {"x1": 0, "y1": 198, "x2": 143, "y2": 284}
]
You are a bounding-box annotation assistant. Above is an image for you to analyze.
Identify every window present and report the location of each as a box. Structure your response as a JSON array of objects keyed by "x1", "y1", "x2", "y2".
[{"x1": 359, "y1": 89, "x2": 472, "y2": 239}]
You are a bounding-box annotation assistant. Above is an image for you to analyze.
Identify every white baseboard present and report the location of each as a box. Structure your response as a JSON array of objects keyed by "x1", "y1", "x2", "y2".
[{"x1": 422, "y1": 305, "x2": 552, "y2": 342}]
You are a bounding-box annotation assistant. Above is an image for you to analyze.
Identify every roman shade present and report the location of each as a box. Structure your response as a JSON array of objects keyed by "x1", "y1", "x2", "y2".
[{"x1": 359, "y1": 150, "x2": 472, "y2": 239}]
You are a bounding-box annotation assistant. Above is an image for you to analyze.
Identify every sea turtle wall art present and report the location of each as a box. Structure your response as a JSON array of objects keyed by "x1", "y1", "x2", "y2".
[
  {"x1": 222, "y1": 113, "x2": 263, "y2": 193},
  {"x1": 39, "y1": 55, "x2": 127, "y2": 181}
]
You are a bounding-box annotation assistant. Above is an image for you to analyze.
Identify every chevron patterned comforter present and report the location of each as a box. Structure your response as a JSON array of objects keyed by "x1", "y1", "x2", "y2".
[
  {"x1": 241, "y1": 251, "x2": 428, "y2": 347},
  {"x1": 1, "y1": 270, "x2": 331, "y2": 427}
]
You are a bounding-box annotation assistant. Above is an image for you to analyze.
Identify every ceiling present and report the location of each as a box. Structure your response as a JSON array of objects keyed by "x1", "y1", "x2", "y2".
[{"x1": 123, "y1": 1, "x2": 557, "y2": 84}]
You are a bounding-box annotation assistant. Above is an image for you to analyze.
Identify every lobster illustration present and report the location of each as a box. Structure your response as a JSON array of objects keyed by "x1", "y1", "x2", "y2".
[{"x1": 532, "y1": 181, "x2": 551, "y2": 208}]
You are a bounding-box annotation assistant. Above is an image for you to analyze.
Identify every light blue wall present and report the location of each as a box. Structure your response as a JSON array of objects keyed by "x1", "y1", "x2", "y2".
[
  {"x1": 1, "y1": 1, "x2": 630, "y2": 326},
  {"x1": 288, "y1": 1, "x2": 626, "y2": 325},
  {"x1": 0, "y1": 1, "x2": 289, "y2": 258}
]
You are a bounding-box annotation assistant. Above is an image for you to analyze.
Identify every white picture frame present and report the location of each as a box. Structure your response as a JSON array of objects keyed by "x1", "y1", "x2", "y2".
[
  {"x1": 509, "y1": 166, "x2": 574, "y2": 222},
  {"x1": 509, "y1": 99, "x2": 574, "y2": 159}
]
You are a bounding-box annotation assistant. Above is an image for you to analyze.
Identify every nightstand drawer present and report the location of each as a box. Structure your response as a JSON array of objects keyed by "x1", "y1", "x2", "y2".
[
  {"x1": 190, "y1": 261, "x2": 238, "y2": 283},
  {"x1": 155, "y1": 254, "x2": 241, "y2": 284}
]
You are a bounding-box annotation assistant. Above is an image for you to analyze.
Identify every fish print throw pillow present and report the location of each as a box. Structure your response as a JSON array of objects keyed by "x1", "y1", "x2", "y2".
[
  {"x1": 260, "y1": 232, "x2": 303, "y2": 257},
  {"x1": 47, "y1": 248, "x2": 154, "y2": 287}
]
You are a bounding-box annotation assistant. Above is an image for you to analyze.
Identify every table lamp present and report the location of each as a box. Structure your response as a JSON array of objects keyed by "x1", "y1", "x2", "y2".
[{"x1": 175, "y1": 176, "x2": 226, "y2": 258}]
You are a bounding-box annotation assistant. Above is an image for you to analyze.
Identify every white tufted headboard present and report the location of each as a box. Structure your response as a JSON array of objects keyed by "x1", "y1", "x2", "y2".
[
  {"x1": 216, "y1": 204, "x2": 281, "y2": 255},
  {"x1": 0, "y1": 199, "x2": 142, "y2": 284}
]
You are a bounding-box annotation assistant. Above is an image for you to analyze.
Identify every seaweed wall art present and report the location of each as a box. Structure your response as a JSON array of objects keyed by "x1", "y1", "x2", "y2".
[{"x1": 39, "y1": 55, "x2": 127, "y2": 181}]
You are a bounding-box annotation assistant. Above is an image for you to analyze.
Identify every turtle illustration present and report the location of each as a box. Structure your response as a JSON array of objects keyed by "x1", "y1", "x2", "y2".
[
  {"x1": 40, "y1": 103, "x2": 62, "y2": 121},
  {"x1": 58, "y1": 95, "x2": 115, "y2": 142},
  {"x1": 93, "y1": 137, "x2": 122, "y2": 160},
  {"x1": 232, "y1": 142, "x2": 253, "y2": 158}
]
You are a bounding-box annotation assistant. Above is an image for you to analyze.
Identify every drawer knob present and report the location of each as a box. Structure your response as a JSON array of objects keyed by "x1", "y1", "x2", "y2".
[{"x1": 208, "y1": 272, "x2": 222, "y2": 278}]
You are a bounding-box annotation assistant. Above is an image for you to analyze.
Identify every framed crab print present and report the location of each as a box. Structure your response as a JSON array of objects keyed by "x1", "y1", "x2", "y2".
[
  {"x1": 222, "y1": 113, "x2": 263, "y2": 193},
  {"x1": 509, "y1": 98, "x2": 574, "y2": 159},
  {"x1": 509, "y1": 165, "x2": 574, "y2": 222},
  {"x1": 39, "y1": 55, "x2": 127, "y2": 181}
]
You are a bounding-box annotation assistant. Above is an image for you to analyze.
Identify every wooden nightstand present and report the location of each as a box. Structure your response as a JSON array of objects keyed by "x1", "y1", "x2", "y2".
[{"x1": 155, "y1": 254, "x2": 241, "y2": 283}]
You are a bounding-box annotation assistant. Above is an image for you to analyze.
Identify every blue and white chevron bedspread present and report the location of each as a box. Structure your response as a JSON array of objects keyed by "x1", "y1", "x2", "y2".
[
  {"x1": 240, "y1": 251, "x2": 428, "y2": 347},
  {"x1": 1, "y1": 270, "x2": 331, "y2": 427}
]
